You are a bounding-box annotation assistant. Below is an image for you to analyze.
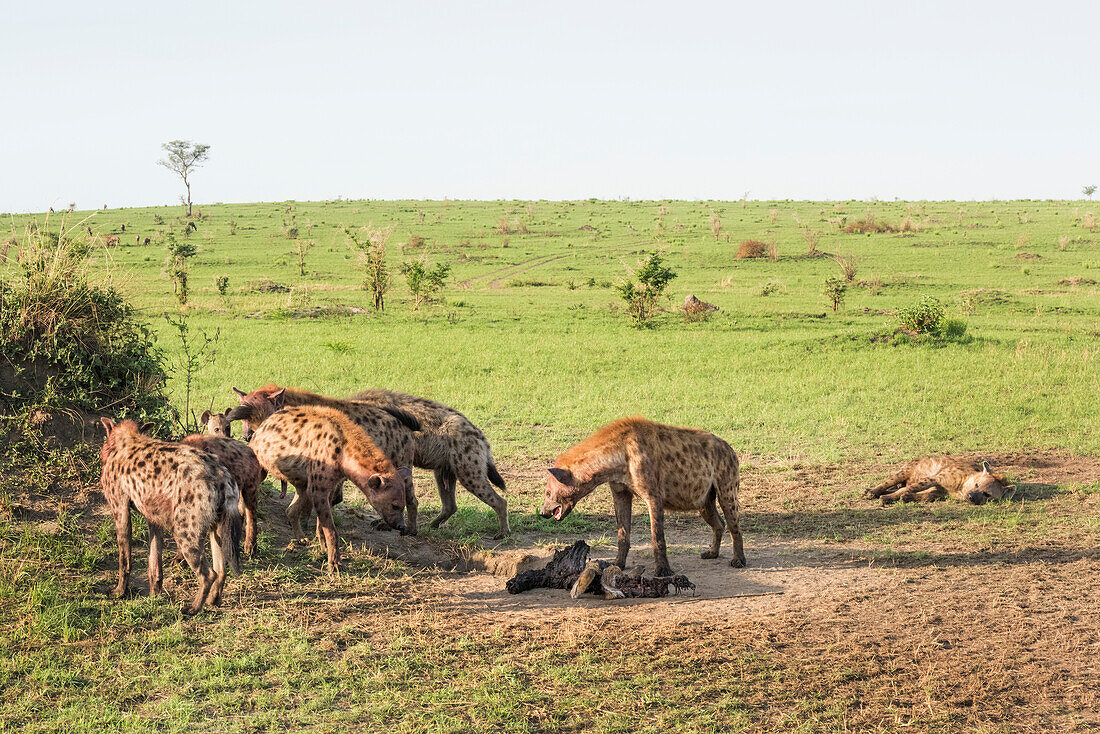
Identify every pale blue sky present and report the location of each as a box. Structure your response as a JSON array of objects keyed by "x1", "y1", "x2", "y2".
[{"x1": 3, "y1": 1, "x2": 1097, "y2": 212}]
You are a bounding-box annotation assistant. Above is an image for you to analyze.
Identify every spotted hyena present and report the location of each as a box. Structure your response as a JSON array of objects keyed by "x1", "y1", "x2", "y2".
[
  {"x1": 349, "y1": 388, "x2": 509, "y2": 538},
  {"x1": 866, "y1": 457, "x2": 1012, "y2": 505},
  {"x1": 228, "y1": 385, "x2": 420, "y2": 534},
  {"x1": 541, "y1": 416, "x2": 745, "y2": 577},
  {"x1": 99, "y1": 417, "x2": 242, "y2": 615},
  {"x1": 182, "y1": 420, "x2": 265, "y2": 556},
  {"x1": 247, "y1": 405, "x2": 411, "y2": 572}
]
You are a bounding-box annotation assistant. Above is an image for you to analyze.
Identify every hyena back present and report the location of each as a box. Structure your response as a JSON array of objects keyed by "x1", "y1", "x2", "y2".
[
  {"x1": 99, "y1": 418, "x2": 242, "y2": 615},
  {"x1": 349, "y1": 388, "x2": 510, "y2": 538},
  {"x1": 540, "y1": 416, "x2": 744, "y2": 577}
]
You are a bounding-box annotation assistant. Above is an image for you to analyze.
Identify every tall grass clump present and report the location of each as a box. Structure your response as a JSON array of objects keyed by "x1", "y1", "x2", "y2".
[{"x1": 0, "y1": 219, "x2": 172, "y2": 426}]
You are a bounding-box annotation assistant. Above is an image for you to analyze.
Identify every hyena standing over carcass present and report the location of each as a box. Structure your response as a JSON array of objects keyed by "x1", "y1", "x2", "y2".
[
  {"x1": 349, "y1": 388, "x2": 510, "y2": 538},
  {"x1": 246, "y1": 405, "x2": 411, "y2": 572},
  {"x1": 99, "y1": 418, "x2": 243, "y2": 615},
  {"x1": 541, "y1": 416, "x2": 745, "y2": 577},
  {"x1": 866, "y1": 456, "x2": 1013, "y2": 505},
  {"x1": 228, "y1": 385, "x2": 420, "y2": 534}
]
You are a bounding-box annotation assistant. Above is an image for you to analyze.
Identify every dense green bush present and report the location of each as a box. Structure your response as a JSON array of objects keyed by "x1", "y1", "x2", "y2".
[{"x1": 0, "y1": 224, "x2": 173, "y2": 428}]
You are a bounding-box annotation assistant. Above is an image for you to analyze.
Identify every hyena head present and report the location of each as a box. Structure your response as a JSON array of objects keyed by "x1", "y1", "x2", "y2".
[
  {"x1": 960, "y1": 462, "x2": 1010, "y2": 504},
  {"x1": 226, "y1": 386, "x2": 286, "y2": 441},
  {"x1": 200, "y1": 409, "x2": 233, "y2": 438},
  {"x1": 364, "y1": 466, "x2": 412, "y2": 533},
  {"x1": 540, "y1": 466, "x2": 586, "y2": 521}
]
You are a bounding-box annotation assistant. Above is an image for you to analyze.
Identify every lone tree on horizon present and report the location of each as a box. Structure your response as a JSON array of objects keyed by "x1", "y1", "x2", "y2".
[
  {"x1": 158, "y1": 140, "x2": 210, "y2": 217},
  {"x1": 1084, "y1": 185, "x2": 1097, "y2": 201}
]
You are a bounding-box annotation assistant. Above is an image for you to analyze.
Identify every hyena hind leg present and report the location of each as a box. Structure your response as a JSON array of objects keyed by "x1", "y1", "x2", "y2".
[
  {"x1": 699, "y1": 487, "x2": 725, "y2": 560},
  {"x1": 866, "y1": 471, "x2": 909, "y2": 498},
  {"x1": 911, "y1": 484, "x2": 948, "y2": 503}
]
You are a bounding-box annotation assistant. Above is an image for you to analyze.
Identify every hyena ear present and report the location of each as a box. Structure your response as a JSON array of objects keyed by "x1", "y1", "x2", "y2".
[
  {"x1": 397, "y1": 466, "x2": 413, "y2": 481},
  {"x1": 139, "y1": 422, "x2": 156, "y2": 435},
  {"x1": 548, "y1": 467, "x2": 574, "y2": 486},
  {"x1": 268, "y1": 388, "x2": 286, "y2": 408},
  {"x1": 100, "y1": 417, "x2": 115, "y2": 434},
  {"x1": 233, "y1": 387, "x2": 247, "y2": 399},
  {"x1": 366, "y1": 474, "x2": 383, "y2": 491},
  {"x1": 980, "y1": 460, "x2": 991, "y2": 474},
  {"x1": 200, "y1": 410, "x2": 212, "y2": 424}
]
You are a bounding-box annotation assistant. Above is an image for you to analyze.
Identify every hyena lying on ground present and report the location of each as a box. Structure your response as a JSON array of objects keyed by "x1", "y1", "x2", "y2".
[
  {"x1": 177, "y1": 413, "x2": 266, "y2": 555},
  {"x1": 247, "y1": 405, "x2": 411, "y2": 572},
  {"x1": 228, "y1": 386, "x2": 420, "y2": 534},
  {"x1": 540, "y1": 416, "x2": 745, "y2": 577},
  {"x1": 349, "y1": 388, "x2": 509, "y2": 538},
  {"x1": 99, "y1": 418, "x2": 242, "y2": 615},
  {"x1": 866, "y1": 456, "x2": 1012, "y2": 505}
]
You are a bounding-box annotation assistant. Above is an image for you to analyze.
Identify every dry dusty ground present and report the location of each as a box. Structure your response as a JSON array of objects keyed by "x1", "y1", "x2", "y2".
[{"x1": 8, "y1": 450, "x2": 1100, "y2": 731}]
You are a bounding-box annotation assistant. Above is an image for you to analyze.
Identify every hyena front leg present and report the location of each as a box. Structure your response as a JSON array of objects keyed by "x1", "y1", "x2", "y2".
[
  {"x1": 403, "y1": 472, "x2": 418, "y2": 536},
  {"x1": 309, "y1": 473, "x2": 341, "y2": 573},
  {"x1": 880, "y1": 479, "x2": 937, "y2": 505},
  {"x1": 643, "y1": 496, "x2": 673, "y2": 577},
  {"x1": 610, "y1": 482, "x2": 634, "y2": 569},
  {"x1": 910, "y1": 484, "x2": 947, "y2": 503},
  {"x1": 699, "y1": 486, "x2": 725, "y2": 560},
  {"x1": 111, "y1": 500, "x2": 132, "y2": 598}
]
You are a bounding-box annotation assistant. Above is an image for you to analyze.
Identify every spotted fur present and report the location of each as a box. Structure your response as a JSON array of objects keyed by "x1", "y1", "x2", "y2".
[
  {"x1": 99, "y1": 418, "x2": 242, "y2": 615},
  {"x1": 181, "y1": 432, "x2": 264, "y2": 556},
  {"x1": 866, "y1": 456, "x2": 1011, "y2": 505},
  {"x1": 541, "y1": 416, "x2": 745, "y2": 576},
  {"x1": 247, "y1": 405, "x2": 411, "y2": 572},
  {"x1": 349, "y1": 388, "x2": 510, "y2": 538},
  {"x1": 228, "y1": 385, "x2": 421, "y2": 535}
]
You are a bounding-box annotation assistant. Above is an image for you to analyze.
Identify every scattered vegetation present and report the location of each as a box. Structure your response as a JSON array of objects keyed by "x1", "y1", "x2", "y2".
[
  {"x1": 401, "y1": 257, "x2": 451, "y2": 310},
  {"x1": 616, "y1": 252, "x2": 677, "y2": 327},
  {"x1": 736, "y1": 239, "x2": 767, "y2": 259},
  {"x1": 822, "y1": 277, "x2": 846, "y2": 312}
]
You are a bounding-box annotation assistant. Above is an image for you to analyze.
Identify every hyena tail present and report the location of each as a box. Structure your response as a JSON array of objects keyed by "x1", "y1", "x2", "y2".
[
  {"x1": 220, "y1": 481, "x2": 243, "y2": 576},
  {"x1": 487, "y1": 460, "x2": 506, "y2": 491}
]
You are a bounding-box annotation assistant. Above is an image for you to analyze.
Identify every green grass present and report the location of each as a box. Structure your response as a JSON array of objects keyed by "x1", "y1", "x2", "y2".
[
  {"x1": 4, "y1": 198, "x2": 1100, "y2": 732},
  {"x1": 8, "y1": 198, "x2": 1098, "y2": 464}
]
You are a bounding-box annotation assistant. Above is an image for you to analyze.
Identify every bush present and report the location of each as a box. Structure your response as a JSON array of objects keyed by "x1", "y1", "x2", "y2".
[
  {"x1": 736, "y1": 239, "x2": 767, "y2": 259},
  {"x1": 0, "y1": 223, "x2": 172, "y2": 428},
  {"x1": 616, "y1": 252, "x2": 677, "y2": 327},
  {"x1": 896, "y1": 296, "x2": 946, "y2": 335},
  {"x1": 400, "y1": 258, "x2": 451, "y2": 310},
  {"x1": 822, "y1": 277, "x2": 846, "y2": 312}
]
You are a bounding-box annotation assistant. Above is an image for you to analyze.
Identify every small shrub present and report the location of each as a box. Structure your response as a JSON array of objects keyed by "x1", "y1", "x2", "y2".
[
  {"x1": 758, "y1": 280, "x2": 780, "y2": 296},
  {"x1": 616, "y1": 252, "x2": 677, "y2": 327},
  {"x1": 737, "y1": 239, "x2": 767, "y2": 259},
  {"x1": 497, "y1": 217, "x2": 511, "y2": 235},
  {"x1": 896, "y1": 296, "x2": 945, "y2": 335},
  {"x1": 768, "y1": 209, "x2": 780, "y2": 223},
  {"x1": 766, "y1": 240, "x2": 779, "y2": 261},
  {"x1": 822, "y1": 277, "x2": 846, "y2": 312},
  {"x1": 214, "y1": 275, "x2": 229, "y2": 297},
  {"x1": 227, "y1": 220, "x2": 237, "y2": 236},
  {"x1": 709, "y1": 212, "x2": 722, "y2": 241},
  {"x1": 845, "y1": 215, "x2": 896, "y2": 234},
  {"x1": 401, "y1": 258, "x2": 451, "y2": 310},
  {"x1": 1059, "y1": 235, "x2": 1070, "y2": 251}
]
